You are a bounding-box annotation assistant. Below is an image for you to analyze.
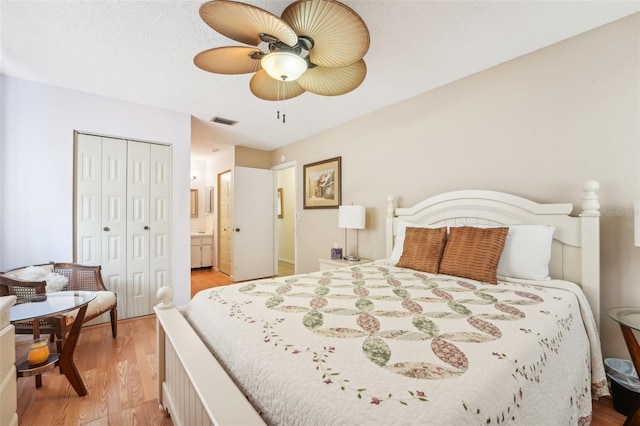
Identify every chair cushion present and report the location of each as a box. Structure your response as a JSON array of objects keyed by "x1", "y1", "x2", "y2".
[{"x1": 63, "y1": 291, "x2": 117, "y2": 325}]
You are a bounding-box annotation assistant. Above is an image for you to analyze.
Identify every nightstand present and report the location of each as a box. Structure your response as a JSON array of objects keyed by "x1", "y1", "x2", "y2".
[
  {"x1": 318, "y1": 258, "x2": 372, "y2": 271},
  {"x1": 607, "y1": 307, "x2": 640, "y2": 426}
]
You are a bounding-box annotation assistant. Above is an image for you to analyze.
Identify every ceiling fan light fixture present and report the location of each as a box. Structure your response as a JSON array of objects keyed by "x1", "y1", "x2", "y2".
[
  {"x1": 261, "y1": 51, "x2": 307, "y2": 82},
  {"x1": 195, "y1": 0, "x2": 370, "y2": 100}
]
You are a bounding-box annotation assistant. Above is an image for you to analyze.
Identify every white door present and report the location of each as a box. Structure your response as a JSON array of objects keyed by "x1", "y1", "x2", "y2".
[
  {"x1": 232, "y1": 167, "x2": 275, "y2": 281},
  {"x1": 148, "y1": 143, "x2": 171, "y2": 309},
  {"x1": 76, "y1": 135, "x2": 128, "y2": 315},
  {"x1": 76, "y1": 134, "x2": 103, "y2": 265},
  {"x1": 218, "y1": 171, "x2": 232, "y2": 275},
  {"x1": 100, "y1": 137, "x2": 127, "y2": 312},
  {"x1": 126, "y1": 141, "x2": 150, "y2": 318}
]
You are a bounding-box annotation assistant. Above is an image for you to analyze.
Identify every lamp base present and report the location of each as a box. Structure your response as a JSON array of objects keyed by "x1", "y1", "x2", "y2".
[{"x1": 343, "y1": 255, "x2": 360, "y2": 261}]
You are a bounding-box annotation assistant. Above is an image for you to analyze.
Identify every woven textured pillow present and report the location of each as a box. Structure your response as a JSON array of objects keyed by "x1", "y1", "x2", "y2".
[
  {"x1": 396, "y1": 227, "x2": 447, "y2": 273},
  {"x1": 439, "y1": 226, "x2": 508, "y2": 284},
  {"x1": 390, "y1": 220, "x2": 441, "y2": 262}
]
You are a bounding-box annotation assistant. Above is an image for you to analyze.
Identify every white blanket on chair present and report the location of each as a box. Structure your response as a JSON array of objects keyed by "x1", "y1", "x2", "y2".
[{"x1": 7, "y1": 265, "x2": 68, "y2": 292}]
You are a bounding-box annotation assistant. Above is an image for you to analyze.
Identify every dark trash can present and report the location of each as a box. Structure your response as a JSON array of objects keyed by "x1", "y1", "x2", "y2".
[{"x1": 604, "y1": 358, "x2": 640, "y2": 416}]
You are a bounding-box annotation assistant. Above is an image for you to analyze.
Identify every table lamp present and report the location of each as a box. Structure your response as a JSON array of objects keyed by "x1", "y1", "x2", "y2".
[{"x1": 338, "y1": 205, "x2": 366, "y2": 261}]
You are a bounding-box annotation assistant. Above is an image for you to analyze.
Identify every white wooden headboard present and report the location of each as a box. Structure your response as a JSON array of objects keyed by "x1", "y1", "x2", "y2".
[{"x1": 385, "y1": 180, "x2": 601, "y2": 327}]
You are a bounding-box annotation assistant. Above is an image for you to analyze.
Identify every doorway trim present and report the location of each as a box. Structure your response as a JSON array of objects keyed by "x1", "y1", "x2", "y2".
[{"x1": 272, "y1": 160, "x2": 297, "y2": 276}]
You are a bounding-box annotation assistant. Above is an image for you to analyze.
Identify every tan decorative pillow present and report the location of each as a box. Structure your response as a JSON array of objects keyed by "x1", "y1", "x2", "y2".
[
  {"x1": 439, "y1": 226, "x2": 509, "y2": 284},
  {"x1": 396, "y1": 227, "x2": 447, "y2": 273}
]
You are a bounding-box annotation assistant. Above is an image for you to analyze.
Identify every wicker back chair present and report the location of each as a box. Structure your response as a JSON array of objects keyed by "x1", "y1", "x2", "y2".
[
  {"x1": 0, "y1": 274, "x2": 54, "y2": 345},
  {"x1": 0, "y1": 274, "x2": 46, "y2": 298},
  {"x1": 50, "y1": 263, "x2": 118, "y2": 339},
  {"x1": 1, "y1": 262, "x2": 117, "y2": 352}
]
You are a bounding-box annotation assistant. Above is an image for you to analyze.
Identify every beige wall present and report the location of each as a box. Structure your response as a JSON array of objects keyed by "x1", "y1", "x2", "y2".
[
  {"x1": 236, "y1": 145, "x2": 272, "y2": 169},
  {"x1": 271, "y1": 14, "x2": 640, "y2": 360}
]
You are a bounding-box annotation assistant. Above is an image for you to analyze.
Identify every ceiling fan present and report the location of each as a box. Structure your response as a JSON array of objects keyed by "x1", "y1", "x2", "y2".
[{"x1": 194, "y1": 0, "x2": 370, "y2": 101}]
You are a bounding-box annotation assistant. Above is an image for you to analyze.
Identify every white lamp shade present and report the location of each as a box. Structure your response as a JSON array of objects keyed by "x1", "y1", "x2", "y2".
[
  {"x1": 338, "y1": 205, "x2": 366, "y2": 230},
  {"x1": 261, "y1": 52, "x2": 308, "y2": 82}
]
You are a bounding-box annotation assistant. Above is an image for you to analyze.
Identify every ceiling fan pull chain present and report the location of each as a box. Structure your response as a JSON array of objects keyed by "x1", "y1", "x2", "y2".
[
  {"x1": 276, "y1": 80, "x2": 282, "y2": 121},
  {"x1": 281, "y1": 82, "x2": 286, "y2": 124}
]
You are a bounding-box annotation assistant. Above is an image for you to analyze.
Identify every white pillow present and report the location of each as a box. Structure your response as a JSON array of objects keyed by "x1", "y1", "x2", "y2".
[
  {"x1": 497, "y1": 225, "x2": 555, "y2": 281},
  {"x1": 390, "y1": 220, "x2": 441, "y2": 262},
  {"x1": 457, "y1": 224, "x2": 555, "y2": 280}
]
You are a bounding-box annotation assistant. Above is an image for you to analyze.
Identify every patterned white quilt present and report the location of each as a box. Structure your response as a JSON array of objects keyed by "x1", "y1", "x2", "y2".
[{"x1": 183, "y1": 260, "x2": 608, "y2": 426}]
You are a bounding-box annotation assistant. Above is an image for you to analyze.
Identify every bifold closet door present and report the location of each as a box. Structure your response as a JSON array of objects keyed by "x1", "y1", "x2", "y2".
[
  {"x1": 101, "y1": 137, "x2": 128, "y2": 315},
  {"x1": 76, "y1": 134, "x2": 128, "y2": 317},
  {"x1": 75, "y1": 134, "x2": 171, "y2": 320},
  {"x1": 126, "y1": 141, "x2": 150, "y2": 318},
  {"x1": 125, "y1": 141, "x2": 171, "y2": 318},
  {"x1": 148, "y1": 144, "x2": 171, "y2": 306}
]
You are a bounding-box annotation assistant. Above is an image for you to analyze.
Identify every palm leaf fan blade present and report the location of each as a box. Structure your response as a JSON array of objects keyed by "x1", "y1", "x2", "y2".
[
  {"x1": 297, "y1": 59, "x2": 366, "y2": 96},
  {"x1": 250, "y1": 70, "x2": 306, "y2": 101},
  {"x1": 200, "y1": 0, "x2": 298, "y2": 47},
  {"x1": 281, "y1": 0, "x2": 370, "y2": 68},
  {"x1": 194, "y1": 47, "x2": 262, "y2": 74}
]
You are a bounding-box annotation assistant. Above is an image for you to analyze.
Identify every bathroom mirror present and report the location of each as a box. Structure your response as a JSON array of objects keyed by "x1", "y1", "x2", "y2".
[{"x1": 190, "y1": 189, "x2": 198, "y2": 218}]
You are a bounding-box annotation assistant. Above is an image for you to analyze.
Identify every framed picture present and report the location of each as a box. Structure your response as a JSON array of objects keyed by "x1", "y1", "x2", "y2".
[
  {"x1": 303, "y1": 156, "x2": 341, "y2": 209},
  {"x1": 277, "y1": 188, "x2": 283, "y2": 218}
]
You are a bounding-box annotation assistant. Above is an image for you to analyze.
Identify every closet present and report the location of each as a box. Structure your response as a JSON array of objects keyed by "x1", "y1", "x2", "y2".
[{"x1": 74, "y1": 133, "x2": 172, "y2": 319}]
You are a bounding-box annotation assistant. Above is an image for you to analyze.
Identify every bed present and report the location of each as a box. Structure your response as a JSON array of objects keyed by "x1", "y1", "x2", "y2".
[{"x1": 154, "y1": 181, "x2": 607, "y2": 425}]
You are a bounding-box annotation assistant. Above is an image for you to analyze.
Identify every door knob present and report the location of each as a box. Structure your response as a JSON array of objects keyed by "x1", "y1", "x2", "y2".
[
  {"x1": 144, "y1": 226, "x2": 150, "y2": 230},
  {"x1": 234, "y1": 228, "x2": 240, "y2": 232},
  {"x1": 103, "y1": 227, "x2": 110, "y2": 232}
]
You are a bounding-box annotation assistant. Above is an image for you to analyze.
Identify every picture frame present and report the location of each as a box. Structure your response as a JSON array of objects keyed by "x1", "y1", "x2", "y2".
[
  {"x1": 303, "y1": 156, "x2": 341, "y2": 209},
  {"x1": 277, "y1": 188, "x2": 284, "y2": 218}
]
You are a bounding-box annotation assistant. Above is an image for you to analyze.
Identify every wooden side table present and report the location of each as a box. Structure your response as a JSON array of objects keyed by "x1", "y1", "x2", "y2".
[
  {"x1": 608, "y1": 307, "x2": 640, "y2": 426},
  {"x1": 10, "y1": 291, "x2": 96, "y2": 396},
  {"x1": 318, "y1": 258, "x2": 372, "y2": 271}
]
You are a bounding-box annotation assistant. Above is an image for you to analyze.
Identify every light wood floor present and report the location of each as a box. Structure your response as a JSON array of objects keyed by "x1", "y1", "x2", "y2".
[
  {"x1": 190, "y1": 266, "x2": 234, "y2": 297},
  {"x1": 15, "y1": 268, "x2": 627, "y2": 425},
  {"x1": 16, "y1": 316, "x2": 172, "y2": 425}
]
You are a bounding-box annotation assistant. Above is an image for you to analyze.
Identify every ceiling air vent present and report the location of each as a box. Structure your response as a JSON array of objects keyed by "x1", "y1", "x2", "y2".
[{"x1": 211, "y1": 116, "x2": 238, "y2": 126}]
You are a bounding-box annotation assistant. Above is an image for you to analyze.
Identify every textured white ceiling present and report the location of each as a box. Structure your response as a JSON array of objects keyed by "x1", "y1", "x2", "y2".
[{"x1": 1, "y1": 1, "x2": 638, "y2": 158}]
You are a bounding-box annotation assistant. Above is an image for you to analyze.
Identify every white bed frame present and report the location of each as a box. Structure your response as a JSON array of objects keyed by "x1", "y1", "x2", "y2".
[{"x1": 154, "y1": 181, "x2": 600, "y2": 426}]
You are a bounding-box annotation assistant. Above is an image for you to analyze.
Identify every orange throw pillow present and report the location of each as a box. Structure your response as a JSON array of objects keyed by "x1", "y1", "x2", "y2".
[
  {"x1": 439, "y1": 226, "x2": 508, "y2": 284},
  {"x1": 396, "y1": 227, "x2": 447, "y2": 274}
]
